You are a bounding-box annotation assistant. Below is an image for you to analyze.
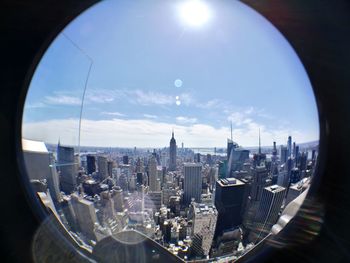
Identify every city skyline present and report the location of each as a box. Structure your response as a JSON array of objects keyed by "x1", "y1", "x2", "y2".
[
  {"x1": 22, "y1": 0, "x2": 319, "y2": 147},
  {"x1": 23, "y1": 129, "x2": 317, "y2": 261}
]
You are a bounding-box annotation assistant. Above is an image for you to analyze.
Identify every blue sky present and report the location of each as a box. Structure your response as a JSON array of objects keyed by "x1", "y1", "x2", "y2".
[{"x1": 22, "y1": 0, "x2": 319, "y2": 148}]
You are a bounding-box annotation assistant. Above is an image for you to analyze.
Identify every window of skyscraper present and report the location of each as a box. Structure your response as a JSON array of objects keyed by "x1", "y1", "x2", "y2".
[{"x1": 21, "y1": 0, "x2": 319, "y2": 261}]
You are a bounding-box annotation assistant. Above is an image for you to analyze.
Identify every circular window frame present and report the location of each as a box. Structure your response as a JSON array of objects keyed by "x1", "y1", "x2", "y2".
[{"x1": 14, "y1": 1, "x2": 333, "y2": 262}]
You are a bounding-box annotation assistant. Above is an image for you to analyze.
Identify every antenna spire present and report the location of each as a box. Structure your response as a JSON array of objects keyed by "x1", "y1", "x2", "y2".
[
  {"x1": 230, "y1": 120, "x2": 233, "y2": 141},
  {"x1": 258, "y1": 128, "x2": 261, "y2": 154}
]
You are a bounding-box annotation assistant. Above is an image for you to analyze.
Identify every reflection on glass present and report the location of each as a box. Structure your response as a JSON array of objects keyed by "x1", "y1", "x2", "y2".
[{"x1": 22, "y1": 0, "x2": 319, "y2": 262}]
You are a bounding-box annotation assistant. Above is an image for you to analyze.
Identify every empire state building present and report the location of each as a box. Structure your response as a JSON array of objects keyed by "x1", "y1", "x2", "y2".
[{"x1": 169, "y1": 130, "x2": 177, "y2": 171}]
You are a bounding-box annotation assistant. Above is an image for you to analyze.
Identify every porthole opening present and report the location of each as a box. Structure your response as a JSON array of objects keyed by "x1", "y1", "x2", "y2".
[{"x1": 21, "y1": 0, "x2": 319, "y2": 261}]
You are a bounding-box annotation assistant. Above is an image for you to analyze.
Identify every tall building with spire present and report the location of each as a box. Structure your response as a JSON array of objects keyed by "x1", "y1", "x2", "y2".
[
  {"x1": 169, "y1": 130, "x2": 177, "y2": 171},
  {"x1": 287, "y1": 135, "x2": 292, "y2": 158},
  {"x1": 253, "y1": 129, "x2": 266, "y2": 167}
]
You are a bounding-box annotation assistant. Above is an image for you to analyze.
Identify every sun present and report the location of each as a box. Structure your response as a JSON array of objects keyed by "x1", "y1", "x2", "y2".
[{"x1": 179, "y1": 0, "x2": 211, "y2": 27}]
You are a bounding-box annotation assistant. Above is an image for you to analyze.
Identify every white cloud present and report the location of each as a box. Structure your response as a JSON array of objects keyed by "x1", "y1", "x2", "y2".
[
  {"x1": 26, "y1": 88, "x2": 196, "y2": 110},
  {"x1": 101, "y1": 111, "x2": 126, "y2": 117},
  {"x1": 178, "y1": 93, "x2": 194, "y2": 106},
  {"x1": 176, "y1": 116, "x2": 197, "y2": 124},
  {"x1": 196, "y1": 99, "x2": 225, "y2": 109},
  {"x1": 143, "y1": 114, "x2": 158, "y2": 119},
  {"x1": 227, "y1": 112, "x2": 246, "y2": 126},
  {"x1": 25, "y1": 102, "x2": 46, "y2": 109},
  {"x1": 131, "y1": 90, "x2": 173, "y2": 106},
  {"x1": 44, "y1": 95, "x2": 81, "y2": 106},
  {"x1": 87, "y1": 94, "x2": 114, "y2": 103},
  {"x1": 22, "y1": 118, "x2": 318, "y2": 148}
]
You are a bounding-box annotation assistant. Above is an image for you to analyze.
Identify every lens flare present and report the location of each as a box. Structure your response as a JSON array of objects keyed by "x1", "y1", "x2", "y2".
[{"x1": 179, "y1": 0, "x2": 211, "y2": 27}]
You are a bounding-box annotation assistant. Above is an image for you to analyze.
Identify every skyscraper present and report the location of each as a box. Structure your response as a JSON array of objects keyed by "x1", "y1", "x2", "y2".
[
  {"x1": 98, "y1": 156, "x2": 108, "y2": 181},
  {"x1": 195, "y1": 153, "x2": 201, "y2": 163},
  {"x1": 227, "y1": 149, "x2": 250, "y2": 177},
  {"x1": 189, "y1": 202, "x2": 218, "y2": 257},
  {"x1": 111, "y1": 186, "x2": 124, "y2": 212},
  {"x1": 148, "y1": 155, "x2": 158, "y2": 191},
  {"x1": 22, "y1": 139, "x2": 61, "y2": 202},
  {"x1": 107, "y1": 161, "x2": 114, "y2": 178},
  {"x1": 272, "y1": 141, "x2": 277, "y2": 161},
  {"x1": 135, "y1": 157, "x2": 144, "y2": 173},
  {"x1": 183, "y1": 163, "x2": 202, "y2": 206},
  {"x1": 48, "y1": 152, "x2": 61, "y2": 203},
  {"x1": 71, "y1": 193, "x2": 98, "y2": 240},
  {"x1": 227, "y1": 139, "x2": 234, "y2": 161},
  {"x1": 253, "y1": 130, "x2": 266, "y2": 167},
  {"x1": 280, "y1": 145, "x2": 288, "y2": 163},
  {"x1": 122, "y1": 155, "x2": 129, "y2": 165},
  {"x1": 251, "y1": 165, "x2": 269, "y2": 201},
  {"x1": 287, "y1": 136, "x2": 292, "y2": 158},
  {"x1": 86, "y1": 155, "x2": 96, "y2": 175},
  {"x1": 57, "y1": 143, "x2": 77, "y2": 194},
  {"x1": 169, "y1": 130, "x2": 177, "y2": 171},
  {"x1": 295, "y1": 145, "x2": 300, "y2": 162},
  {"x1": 293, "y1": 142, "x2": 296, "y2": 157},
  {"x1": 214, "y1": 178, "x2": 245, "y2": 237},
  {"x1": 226, "y1": 121, "x2": 236, "y2": 161},
  {"x1": 253, "y1": 185, "x2": 286, "y2": 240}
]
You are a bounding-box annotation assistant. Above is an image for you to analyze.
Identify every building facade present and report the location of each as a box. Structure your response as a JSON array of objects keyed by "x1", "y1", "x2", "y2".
[
  {"x1": 183, "y1": 163, "x2": 202, "y2": 206},
  {"x1": 169, "y1": 131, "x2": 177, "y2": 171}
]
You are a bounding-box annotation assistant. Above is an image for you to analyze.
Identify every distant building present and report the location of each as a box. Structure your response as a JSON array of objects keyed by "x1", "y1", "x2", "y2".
[
  {"x1": 272, "y1": 141, "x2": 278, "y2": 161},
  {"x1": 86, "y1": 155, "x2": 96, "y2": 175},
  {"x1": 194, "y1": 153, "x2": 201, "y2": 163},
  {"x1": 148, "y1": 155, "x2": 158, "y2": 191},
  {"x1": 107, "y1": 161, "x2": 114, "y2": 178},
  {"x1": 218, "y1": 161, "x2": 227, "y2": 179},
  {"x1": 136, "y1": 172, "x2": 143, "y2": 185},
  {"x1": 287, "y1": 136, "x2": 292, "y2": 158},
  {"x1": 162, "y1": 220, "x2": 172, "y2": 243},
  {"x1": 57, "y1": 143, "x2": 77, "y2": 194},
  {"x1": 206, "y1": 154, "x2": 213, "y2": 165},
  {"x1": 83, "y1": 179, "x2": 101, "y2": 196},
  {"x1": 122, "y1": 155, "x2": 129, "y2": 165},
  {"x1": 162, "y1": 187, "x2": 178, "y2": 206},
  {"x1": 135, "y1": 158, "x2": 144, "y2": 173},
  {"x1": 251, "y1": 165, "x2": 269, "y2": 201},
  {"x1": 290, "y1": 167, "x2": 301, "y2": 184},
  {"x1": 227, "y1": 138, "x2": 237, "y2": 161},
  {"x1": 144, "y1": 191, "x2": 163, "y2": 211},
  {"x1": 299, "y1": 152, "x2": 308, "y2": 171},
  {"x1": 111, "y1": 186, "x2": 124, "y2": 212},
  {"x1": 98, "y1": 156, "x2": 108, "y2": 181},
  {"x1": 183, "y1": 163, "x2": 202, "y2": 206},
  {"x1": 100, "y1": 190, "x2": 115, "y2": 220},
  {"x1": 227, "y1": 148, "x2": 250, "y2": 177},
  {"x1": 214, "y1": 178, "x2": 245, "y2": 237},
  {"x1": 169, "y1": 131, "x2": 177, "y2": 171},
  {"x1": 280, "y1": 145, "x2": 288, "y2": 164}
]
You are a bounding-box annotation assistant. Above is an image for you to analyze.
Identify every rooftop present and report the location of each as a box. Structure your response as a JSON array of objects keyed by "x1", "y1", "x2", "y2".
[
  {"x1": 192, "y1": 202, "x2": 217, "y2": 215},
  {"x1": 184, "y1": 163, "x2": 202, "y2": 167},
  {"x1": 217, "y1": 177, "x2": 245, "y2": 187},
  {"x1": 265, "y1": 184, "x2": 285, "y2": 193},
  {"x1": 22, "y1": 138, "x2": 47, "y2": 153}
]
